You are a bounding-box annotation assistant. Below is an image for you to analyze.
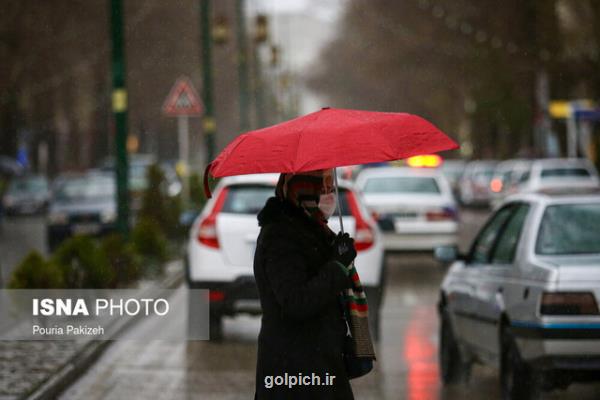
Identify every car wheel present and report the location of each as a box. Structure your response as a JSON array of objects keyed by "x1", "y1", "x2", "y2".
[
  {"x1": 500, "y1": 329, "x2": 540, "y2": 400},
  {"x1": 439, "y1": 310, "x2": 470, "y2": 385},
  {"x1": 209, "y1": 312, "x2": 223, "y2": 341}
]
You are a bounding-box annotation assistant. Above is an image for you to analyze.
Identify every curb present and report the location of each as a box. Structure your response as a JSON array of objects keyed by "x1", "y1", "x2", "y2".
[{"x1": 23, "y1": 262, "x2": 184, "y2": 400}]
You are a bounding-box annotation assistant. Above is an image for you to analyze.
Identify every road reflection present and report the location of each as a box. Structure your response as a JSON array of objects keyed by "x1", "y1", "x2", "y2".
[{"x1": 404, "y1": 306, "x2": 438, "y2": 400}]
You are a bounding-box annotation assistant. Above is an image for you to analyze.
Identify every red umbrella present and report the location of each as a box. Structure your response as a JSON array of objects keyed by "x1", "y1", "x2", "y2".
[{"x1": 203, "y1": 107, "x2": 458, "y2": 198}]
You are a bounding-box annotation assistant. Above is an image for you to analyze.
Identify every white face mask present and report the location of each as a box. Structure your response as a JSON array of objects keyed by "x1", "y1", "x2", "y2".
[{"x1": 319, "y1": 193, "x2": 337, "y2": 219}]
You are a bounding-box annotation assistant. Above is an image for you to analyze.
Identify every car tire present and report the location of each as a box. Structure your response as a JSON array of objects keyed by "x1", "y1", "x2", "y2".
[
  {"x1": 500, "y1": 329, "x2": 540, "y2": 400},
  {"x1": 210, "y1": 313, "x2": 223, "y2": 341},
  {"x1": 439, "y1": 310, "x2": 470, "y2": 385}
]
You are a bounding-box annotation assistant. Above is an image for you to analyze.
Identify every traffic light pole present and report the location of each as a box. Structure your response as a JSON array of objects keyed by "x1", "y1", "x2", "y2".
[
  {"x1": 236, "y1": 0, "x2": 250, "y2": 132},
  {"x1": 200, "y1": 0, "x2": 216, "y2": 164},
  {"x1": 109, "y1": 0, "x2": 130, "y2": 235}
]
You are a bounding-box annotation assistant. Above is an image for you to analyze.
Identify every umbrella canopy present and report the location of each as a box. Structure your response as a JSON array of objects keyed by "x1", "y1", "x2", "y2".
[{"x1": 204, "y1": 107, "x2": 458, "y2": 197}]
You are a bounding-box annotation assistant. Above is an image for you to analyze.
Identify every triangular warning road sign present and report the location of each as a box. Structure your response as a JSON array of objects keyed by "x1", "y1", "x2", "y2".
[{"x1": 162, "y1": 77, "x2": 203, "y2": 117}]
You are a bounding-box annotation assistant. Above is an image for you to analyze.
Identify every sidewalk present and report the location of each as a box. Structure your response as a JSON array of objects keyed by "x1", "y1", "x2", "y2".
[{"x1": 0, "y1": 260, "x2": 184, "y2": 400}]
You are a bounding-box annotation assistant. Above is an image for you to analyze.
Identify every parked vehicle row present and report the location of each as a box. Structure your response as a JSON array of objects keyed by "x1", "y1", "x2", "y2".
[
  {"x1": 0, "y1": 155, "x2": 183, "y2": 251},
  {"x1": 447, "y1": 157, "x2": 600, "y2": 209}
]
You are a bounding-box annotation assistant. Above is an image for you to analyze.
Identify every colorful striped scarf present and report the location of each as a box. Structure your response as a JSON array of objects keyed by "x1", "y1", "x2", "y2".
[{"x1": 339, "y1": 261, "x2": 377, "y2": 360}]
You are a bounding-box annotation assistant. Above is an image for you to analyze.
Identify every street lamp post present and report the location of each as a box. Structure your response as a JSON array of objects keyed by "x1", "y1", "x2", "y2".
[
  {"x1": 235, "y1": 0, "x2": 250, "y2": 132},
  {"x1": 200, "y1": 0, "x2": 216, "y2": 163},
  {"x1": 109, "y1": 0, "x2": 129, "y2": 235}
]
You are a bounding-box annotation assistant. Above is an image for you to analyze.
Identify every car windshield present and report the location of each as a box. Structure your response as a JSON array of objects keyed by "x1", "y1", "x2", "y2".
[
  {"x1": 536, "y1": 203, "x2": 600, "y2": 255},
  {"x1": 473, "y1": 168, "x2": 495, "y2": 181},
  {"x1": 8, "y1": 177, "x2": 47, "y2": 194},
  {"x1": 540, "y1": 168, "x2": 592, "y2": 179},
  {"x1": 221, "y1": 184, "x2": 352, "y2": 215},
  {"x1": 363, "y1": 177, "x2": 440, "y2": 194},
  {"x1": 55, "y1": 176, "x2": 115, "y2": 202}
]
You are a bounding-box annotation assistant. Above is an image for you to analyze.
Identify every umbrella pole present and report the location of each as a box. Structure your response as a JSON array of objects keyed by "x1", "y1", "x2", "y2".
[{"x1": 333, "y1": 167, "x2": 344, "y2": 234}]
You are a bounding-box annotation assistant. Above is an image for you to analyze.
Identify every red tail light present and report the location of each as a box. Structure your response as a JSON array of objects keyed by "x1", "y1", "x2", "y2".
[
  {"x1": 540, "y1": 292, "x2": 599, "y2": 315},
  {"x1": 346, "y1": 191, "x2": 375, "y2": 252},
  {"x1": 490, "y1": 178, "x2": 503, "y2": 193},
  {"x1": 197, "y1": 188, "x2": 229, "y2": 249},
  {"x1": 209, "y1": 290, "x2": 225, "y2": 302}
]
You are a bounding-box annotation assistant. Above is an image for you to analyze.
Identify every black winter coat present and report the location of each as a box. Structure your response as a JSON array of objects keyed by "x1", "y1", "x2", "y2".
[{"x1": 253, "y1": 197, "x2": 354, "y2": 400}]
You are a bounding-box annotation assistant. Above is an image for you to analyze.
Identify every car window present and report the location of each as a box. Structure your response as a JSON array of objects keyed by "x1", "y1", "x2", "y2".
[
  {"x1": 8, "y1": 177, "x2": 48, "y2": 194},
  {"x1": 221, "y1": 185, "x2": 353, "y2": 216},
  {"x1": 55, "y1": 176, "x2": 115, "y2": 201},
  {"x1": 540, "y1": 168, "x2": 591, "y2": 179},
  {"x1": 491, "y1": 204, "x2": 530, "y2": 264},
  {"x1": 221, "y1": 185, "x2": 275, "y2": 214},
  {"x1": 518, "y1": 171, "x2": 530, "y2": 183},
  {"x1": 362, "y1": 177, "x2": 440, "y2": 194},
  {"x1": 468, "y1": 205, "x2": 516, "y2": 264},
  {"x1": 536, "y1": 203, "x2": 600, "y2": 255}
]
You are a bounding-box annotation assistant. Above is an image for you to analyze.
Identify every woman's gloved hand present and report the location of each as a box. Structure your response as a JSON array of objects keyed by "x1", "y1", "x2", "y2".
[{"x1": 331, "y1": 232, "x2": 357, "y2": 267}]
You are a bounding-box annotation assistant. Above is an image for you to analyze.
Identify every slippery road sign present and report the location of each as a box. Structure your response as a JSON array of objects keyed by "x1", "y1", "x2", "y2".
[{"x1": 162, "y1": 77, "x2": 203, "y2": 117}]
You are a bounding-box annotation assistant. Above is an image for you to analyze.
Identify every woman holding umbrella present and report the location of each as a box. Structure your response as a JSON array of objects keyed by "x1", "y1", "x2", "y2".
[
  {"x1": 253, "y1": 168, "x2": 357, "y2": 399},
  {"x1": 202, "y1": 107, "x2": 458, "y2": 399}
]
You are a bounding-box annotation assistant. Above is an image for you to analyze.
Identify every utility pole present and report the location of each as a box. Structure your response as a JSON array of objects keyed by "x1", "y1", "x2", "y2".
[
  {"x1": 109, "y1": 0, "x2": 129, "y2": 235},
  {"x1": 200, "y1": 0, "x2": 216, "y2": 164},
  {"x1": 235, "y1": 0, "x2": 250, "y2": 132}
]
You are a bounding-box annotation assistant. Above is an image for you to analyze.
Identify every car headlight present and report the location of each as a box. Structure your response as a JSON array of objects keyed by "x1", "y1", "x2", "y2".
[
  {"x1": 48, "y1": 212, "x2": 68, "y2": 225},
  {"x1": 100, "y1": 210, "x2": 117, "y2": 223}
]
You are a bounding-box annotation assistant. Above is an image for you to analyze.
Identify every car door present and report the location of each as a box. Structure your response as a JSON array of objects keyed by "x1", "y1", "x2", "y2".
[
  {"x1": 470, "y1": 203, "x2": 531, "y2": 358},
  {"x1": 457, "y1": 204, "x2": 517, "y2": 353}
]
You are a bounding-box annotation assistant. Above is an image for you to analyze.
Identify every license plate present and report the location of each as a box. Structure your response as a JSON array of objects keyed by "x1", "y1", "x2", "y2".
[
  {"x1": 72, "y1": 223, "x2": 100, "y2": 235},
  {"x1": 233, "y1": 299, "x2": 261, "y2": 310}
]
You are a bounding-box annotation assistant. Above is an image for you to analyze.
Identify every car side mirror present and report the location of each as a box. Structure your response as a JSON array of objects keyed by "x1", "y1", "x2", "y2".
[{"x1": 434, "y1": 245, "x2": 461, "y2": 264}]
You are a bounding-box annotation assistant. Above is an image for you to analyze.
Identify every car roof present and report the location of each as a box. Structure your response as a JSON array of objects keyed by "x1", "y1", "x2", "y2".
[
  {"x1": 502, "y1": 190, "x2": 600, "y2": 206},
  {"x1": 355, "y1": 166, "x2": 442, "y2": 179},
  {"x1": 530, "y1": 158, "x2": 593, "y2": 168}
]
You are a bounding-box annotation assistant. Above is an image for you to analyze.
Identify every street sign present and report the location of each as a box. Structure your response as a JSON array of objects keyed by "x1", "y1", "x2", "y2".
[{"x1": 162, "y1": 77, "x2": 203, "y2": 117}]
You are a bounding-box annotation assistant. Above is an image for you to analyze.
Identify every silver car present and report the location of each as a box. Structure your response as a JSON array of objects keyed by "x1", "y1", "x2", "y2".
[{"x1": 436, "y1": 191, "x2": 600, "y2": 399}]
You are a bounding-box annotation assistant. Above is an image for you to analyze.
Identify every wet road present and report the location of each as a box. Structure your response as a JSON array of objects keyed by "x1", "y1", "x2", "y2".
[{"x1": 14, "y1": 210, "x2": 600, "y2": 398}]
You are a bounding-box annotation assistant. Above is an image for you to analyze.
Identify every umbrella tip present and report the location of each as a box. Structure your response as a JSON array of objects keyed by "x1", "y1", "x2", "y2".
[{"x1": 321, "y1": 106, "x2": 331, "y2": 110}]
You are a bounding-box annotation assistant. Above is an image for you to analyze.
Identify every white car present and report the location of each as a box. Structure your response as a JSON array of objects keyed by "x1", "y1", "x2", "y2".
[
  {"x1": 515, "y1": 158, "x2": 599, "y2": 195},
  {"x1": 436, "y1": 191, "x2": 600, "y2": 399},
  {"x1": 355, "y1": 167, "x2": 458, "y2": 252},
  {"x1": 489, "y1": 159, "x2": 532, "y2": 209},
  {"x1": 458, "y1": 160, "x2": 497, "y2": 206},
  {"x1": 186, "y1": 173, "x2": 385, "y2": 339}
]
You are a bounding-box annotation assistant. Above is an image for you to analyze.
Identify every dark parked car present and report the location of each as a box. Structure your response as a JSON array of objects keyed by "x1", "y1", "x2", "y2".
[
  {"x1": 100, "y1": 155, "x2": 182, "y2": 213},
  {"x1": 2, "y1": 175, "x2": 50, "y2": 215},
  {"x1": 46, "y1": 173, "x2": 116, "y2": 251}
]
